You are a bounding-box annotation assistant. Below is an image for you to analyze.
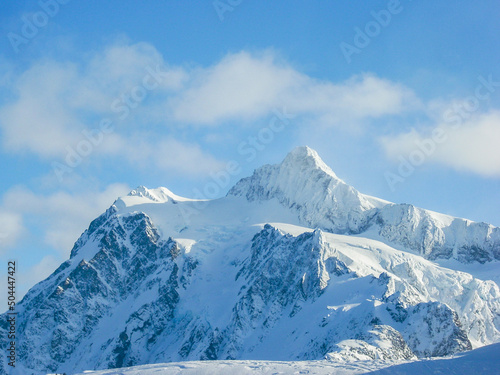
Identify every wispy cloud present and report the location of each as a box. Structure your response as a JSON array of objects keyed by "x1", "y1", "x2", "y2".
[
  {"x1": 0, "y1": 41, "x2": 187, "y2": 157},
  {"x1": 0, "y1": 43, "x2": 420, "y2": 177},
  {"x1": 5, "y1": 40, "x2": 494, "y2": 185},
  {"x1": 0, "y1": 61, "x2": 83, "y2": 156},
  {"x1": 0, "y1": 211, "x2": 23, "y2": 253},
  {"x1": 170, "y1": 50, "x2": 419, "y2": 126},
  {"x1": 380, "y1": 110, "x2": 500, "y2": 177}
]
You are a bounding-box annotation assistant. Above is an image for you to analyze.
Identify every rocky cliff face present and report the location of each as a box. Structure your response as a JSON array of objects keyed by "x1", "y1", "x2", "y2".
[
  {"x1": 1, "y1": 147, "x2": 499, "y2": 375},
  {"x1": 1, "y1": 211, "x2": 198, "y2": 374}
]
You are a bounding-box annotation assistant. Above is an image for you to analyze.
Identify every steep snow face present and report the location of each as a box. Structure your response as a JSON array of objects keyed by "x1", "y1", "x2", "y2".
[
  {"x1": 375, "y1": 204, "x2": 500, "y2": 263},
  {"x1": 228, "y1": 147, "x2": 384, "y2": 234}
]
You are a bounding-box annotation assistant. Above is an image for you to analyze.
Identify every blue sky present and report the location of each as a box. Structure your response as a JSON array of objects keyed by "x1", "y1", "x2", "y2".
[{"x1": 0, "y1": 0, "x2": 499, "y2": 297}]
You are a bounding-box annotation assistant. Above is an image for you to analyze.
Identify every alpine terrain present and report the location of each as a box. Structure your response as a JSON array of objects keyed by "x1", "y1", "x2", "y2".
[{"x1": 1, "y1": 146, "x2": 499, "y2": 375}]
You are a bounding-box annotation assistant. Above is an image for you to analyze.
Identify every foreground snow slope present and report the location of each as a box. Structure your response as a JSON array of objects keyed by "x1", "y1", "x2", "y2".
[
  {"x1": 1, "y1": 147, "x2": 499, "y2": 375},
  {"x1": 74, "y1": 343, "x2": 500, "y2": 375}
]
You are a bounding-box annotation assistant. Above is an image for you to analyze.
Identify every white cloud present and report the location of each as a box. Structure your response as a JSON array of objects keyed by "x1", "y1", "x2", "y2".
[
  {"x1": 380, "y1": 110, "x2": 500, "y2": 177},
  {"x1": 170, "y1": 51, "x2": 304, "y2": 124},
  {"x1": 77, "y1": 41, "x2": 186, "y2": 113},
  {"x1": 0, "y1": 41, "x2": 186, "y2": 158},
  {"x1": 0, "y1": 43, "x2": 419, "y2": 178},
  {"x1": 0, "y1": 57, "x2": 15, "y2": 87},
  {"x1": 0, "y1": 62, "x2": 83, "y2": 156},
  {"x1": 170, "y1": 51, "x2": 419, "y2": 125},
  {"x1": 0, "y1": 211, "x2": 24, "y2": 252}
]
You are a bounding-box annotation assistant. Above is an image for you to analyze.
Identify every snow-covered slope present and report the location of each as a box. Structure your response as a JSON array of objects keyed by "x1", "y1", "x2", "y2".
[
  {"x1": 73, "y1": 343, "x2": 500, "y2": 375},
  {"x1": 1, "y1": 147, "x2": 499, "y2": 375}
]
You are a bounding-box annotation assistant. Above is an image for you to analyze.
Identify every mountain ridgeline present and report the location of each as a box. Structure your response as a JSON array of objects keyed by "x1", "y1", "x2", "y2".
[
  {"x1": 228, "y1": 147, "x2": 500, "y2": 262},
  {"x1": 1, "y1": 147, "x2": 499, "y2": 375}
]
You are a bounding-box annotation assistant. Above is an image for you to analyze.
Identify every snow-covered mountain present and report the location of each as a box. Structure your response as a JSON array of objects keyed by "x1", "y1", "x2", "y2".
[
  {"x1": 1, "y1": 146, "x2": 499, "y2": 375},
  {"x1": 229, "y1": 147, "x2": 500, "y2": 263}
]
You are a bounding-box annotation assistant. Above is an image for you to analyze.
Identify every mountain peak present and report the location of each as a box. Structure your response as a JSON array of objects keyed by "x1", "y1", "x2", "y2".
[
  {"x1": 286, "y1": 145, "x2": 319, "y2": 160},
  {"x1": 228, "y1": 146, "x2": 379, "y2": 233},
  {"x1": 281, "y1": 146, "x2": 339, "y2": 180}
]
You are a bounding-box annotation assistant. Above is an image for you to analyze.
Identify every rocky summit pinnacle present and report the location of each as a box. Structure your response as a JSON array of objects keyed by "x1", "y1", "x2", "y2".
[{"x1": 1, "y1": 147, "x2": 499, "y2": 375}]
